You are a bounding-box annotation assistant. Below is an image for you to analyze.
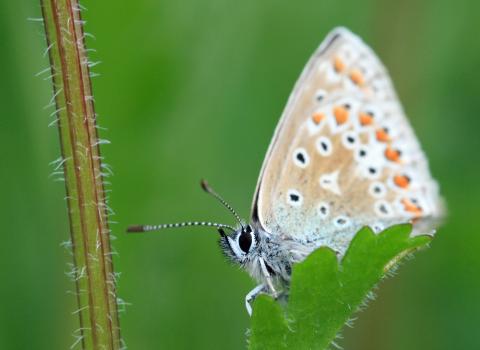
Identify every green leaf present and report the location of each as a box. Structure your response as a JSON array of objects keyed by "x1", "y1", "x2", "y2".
[
  {"x1": 249, "y1": 224, "x2": 431, "y2": 350},
  {"x1": 249, "y1": 295, "x2": 289, "y2": 350}
]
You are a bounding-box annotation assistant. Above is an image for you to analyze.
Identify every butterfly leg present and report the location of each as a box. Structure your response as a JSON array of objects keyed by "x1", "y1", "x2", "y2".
[
  {"x1": 259, "y1": 257, "x2": 278, "y2": 299},
  {"x1": 245, "y1": 284, "x2": 265, "y2": 316}
]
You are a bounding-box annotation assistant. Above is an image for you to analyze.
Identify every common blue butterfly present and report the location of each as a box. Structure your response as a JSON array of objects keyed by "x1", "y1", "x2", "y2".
[{"x1": 128, "y1": 27, "x2": 443, "y2": 315}]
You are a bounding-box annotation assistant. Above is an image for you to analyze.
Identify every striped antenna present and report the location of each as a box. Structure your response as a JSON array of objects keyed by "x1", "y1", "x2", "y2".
[
  {"x1": 127, "y1": 221, "x2": 236, "y2": 233},
  {"x1": 200, "y1": 179, "x2": 245, "y2": 230}
]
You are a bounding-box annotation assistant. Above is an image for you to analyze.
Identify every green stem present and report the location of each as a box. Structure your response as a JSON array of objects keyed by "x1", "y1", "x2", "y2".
[{"x1": 40, "y1": 0, "x2": 121, "y2": 348}]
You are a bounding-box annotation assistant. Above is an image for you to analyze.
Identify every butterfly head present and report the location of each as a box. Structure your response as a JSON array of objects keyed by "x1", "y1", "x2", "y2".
[{"x1": 218, "y1": 224, "x2": 258, "y2": 264}]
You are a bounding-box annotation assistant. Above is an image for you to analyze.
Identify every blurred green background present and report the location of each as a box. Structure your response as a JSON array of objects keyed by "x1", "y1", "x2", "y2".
[{"x1": 1, "y1": 0, "x2": 479, "y2": 349}]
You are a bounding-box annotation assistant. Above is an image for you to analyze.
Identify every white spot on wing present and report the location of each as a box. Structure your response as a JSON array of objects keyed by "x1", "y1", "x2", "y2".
[
  {"x1": 315, "y1": 89, "x2": 327, "y2": 102},
  {"x1": 355, "y1": 146, "x2": 369, "y2": 162},
  {"x1": 374, "y1": 200, "x2": 394, "y2": 218},
  {"x1": 319, "y1": 170, "x2": 341, "y2": 195},
  {"x1": 334, "y1": 215, "x2": 350, "y2": 228},
  {"x1": 286, "y1": 189, "x2": 303, "y2": 207},
  {"x1": 292, "y1": 148, "x2": 310, "y2": 168},
  {"x1": 363, "y1": 165, "x2": 381, "y2": 180},
  {"x1": 338, "y1": 44, "x2": 359, "y2": 65},
  {"x1": 341, "y1": 130, "x2": 359, "y2": 149},
  {"x1": 316, "y1": 136, "x2": 333, "y2": 156},
  {"x1": 357, "y1": 59, "x2": 375, "y2": 81},
  {"x1": 369, "y1": 182, "x2": 386, "y2": 198},
  {"x1": 317, "y1": 202, "x2": 330, "y2": 219}
]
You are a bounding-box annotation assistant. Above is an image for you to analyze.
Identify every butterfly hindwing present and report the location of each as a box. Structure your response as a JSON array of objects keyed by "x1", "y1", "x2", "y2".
[{"x1": 252, "y1": 27, "x2": 443, "y2": 254}]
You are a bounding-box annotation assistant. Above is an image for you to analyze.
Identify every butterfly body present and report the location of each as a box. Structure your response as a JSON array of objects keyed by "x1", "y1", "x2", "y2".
[{"x1": 218, "y1": 27, "x2": 443, "y2": 314}]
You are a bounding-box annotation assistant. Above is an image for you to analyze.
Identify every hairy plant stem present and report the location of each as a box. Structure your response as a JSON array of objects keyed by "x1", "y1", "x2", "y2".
[{"x1": 40, "y1": 0, "x2": 121, "y2": 348}]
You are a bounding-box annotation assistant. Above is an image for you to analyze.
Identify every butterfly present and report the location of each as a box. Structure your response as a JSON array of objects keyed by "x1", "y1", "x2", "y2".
[{"x1": 128, "y1": 27, "x2": 444, "y2": 315}]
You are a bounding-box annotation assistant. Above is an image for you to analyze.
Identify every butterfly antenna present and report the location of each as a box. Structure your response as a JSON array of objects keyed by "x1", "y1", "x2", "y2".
[
  {"x1": 127, "y1": 221, "x2": 236, "y2": 233},
  {"x1": 200, "y1": 179, "x2": 245, "y2": 230}
]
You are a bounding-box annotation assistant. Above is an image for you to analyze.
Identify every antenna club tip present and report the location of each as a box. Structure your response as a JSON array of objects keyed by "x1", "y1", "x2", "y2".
[
  {"x1": 127, "y1": 225, "x2": 144, "y2": 233},
  {"x1": 200, "y1": 179, "x2": 210, "y2": 192}
]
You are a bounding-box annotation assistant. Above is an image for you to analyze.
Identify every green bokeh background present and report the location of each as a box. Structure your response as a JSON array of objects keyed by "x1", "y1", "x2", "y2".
[{"x1": 1, "y1": 0, "x2": 478, "y2": 349}]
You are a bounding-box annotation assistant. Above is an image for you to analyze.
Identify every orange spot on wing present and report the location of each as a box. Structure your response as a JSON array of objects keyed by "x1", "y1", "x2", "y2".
[
  {"x1": 385, "y1": 147, "x2": 401, "y2": 162},
  {"x1": 376, "y1": 128, "x2": 391, "y2": 142},
  {"x1": 312, "y1": 112, "x2": 326, "y2": 125},
  {"x1": 401, "y1": 198, "x2": 422, "y2": 216},
  {"x1": 350, "y1": 68, "x2": 365, "y2": 86},
  {"x1": 394, "y1": 174, "x2": 410, "y2": 189},
  {"x1": 333, "y1": 106, "x2": 349, "y2": 125},
  {"x1": 333, "y1": 56, "x2": 346, "y2": 73},
  {"x1": 359, "y1": 112, "x2": 374, "y2": 126}
]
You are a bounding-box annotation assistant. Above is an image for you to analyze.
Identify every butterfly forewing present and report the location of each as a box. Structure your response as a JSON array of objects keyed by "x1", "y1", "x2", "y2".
[{"x1": 252, "y1": 27, "x2": 443, "y2": 254}]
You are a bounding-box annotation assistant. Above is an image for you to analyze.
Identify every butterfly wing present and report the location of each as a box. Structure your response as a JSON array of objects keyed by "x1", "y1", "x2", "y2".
[{"x1": 251, "y1": 27, "x2": 443, "y2": 254}]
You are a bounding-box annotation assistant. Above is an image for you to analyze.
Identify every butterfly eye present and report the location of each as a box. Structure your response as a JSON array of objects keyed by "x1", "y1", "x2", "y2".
[{"x1": 238, "y1": 229, "x2": 253, "y2": 253}]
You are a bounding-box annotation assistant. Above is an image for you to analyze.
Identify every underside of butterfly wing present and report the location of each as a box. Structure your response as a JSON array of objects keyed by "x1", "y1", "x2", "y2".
[{"x1": 252, "y1": 27, "x2": 443, "y2": 254}]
